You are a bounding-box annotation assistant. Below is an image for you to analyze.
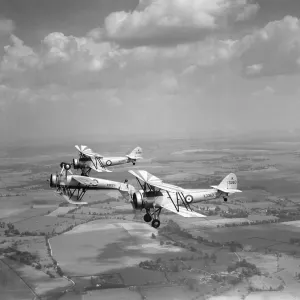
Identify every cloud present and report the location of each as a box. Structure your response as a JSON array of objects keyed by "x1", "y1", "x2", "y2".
[
  {"x1": 237, "y1": 16, "x2": 300, "y2": 77},
  {"x1": 0, "y1": 32, "x2": 122, "y2": 92},
  {"x1": 0, "y1": 30, "x2": 239, "y2": 108},
  {"x1": 252, "y1": 85, "x2": 275, "y2": 97},
  {"x1": 0, "y1": 18, "x2": 15, "y2": 57},
  {"x1": 102, "y1": 0, "x2": 259, "y2": 47}
]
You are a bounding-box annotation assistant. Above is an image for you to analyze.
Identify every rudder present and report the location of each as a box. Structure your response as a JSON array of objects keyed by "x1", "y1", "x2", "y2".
[
  {"x1": 128, "y1": 146, "x2": 143, "y2": 159},
  {"x1": 218, "y1": 173, "x2": 238, "y2": 190}
]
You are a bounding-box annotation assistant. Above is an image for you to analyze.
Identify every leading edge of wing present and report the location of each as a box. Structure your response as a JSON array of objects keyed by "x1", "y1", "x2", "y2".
[
  {"x1": 160, "y1": 203, "x2": 206, "y2": 218},
  {"x1": 72, "y1": 176, "x2": 96, "y2": 186},
  {"x1": 128, "y1": 170, "x2": 187, "y2": 193},
  {"x1": 128, "y1": 170, "x2": 186, "y2": 193},
  {"x1": 128, "y1": 170, "x2": 162, "y2": 184}
]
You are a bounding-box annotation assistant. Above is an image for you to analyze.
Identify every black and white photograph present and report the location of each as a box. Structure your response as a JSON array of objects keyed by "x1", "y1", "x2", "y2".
[{"x1": 1, "y1": 0, "x2": 300, "y2": 299}]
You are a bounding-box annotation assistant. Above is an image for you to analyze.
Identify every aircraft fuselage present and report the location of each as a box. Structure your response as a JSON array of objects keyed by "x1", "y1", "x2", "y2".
[
  {"x1": 100, "y1": 156, "x2": 133, "y2": 167},
  {"x1": 130, "y1": 188, "x2": 224, "y2": 211},
  {"x1": 51, "y1": 174, "x2": 127, "y2": 191},
  {"x1": 181, "y1": 188, "x2": 223, "y2": 202}
]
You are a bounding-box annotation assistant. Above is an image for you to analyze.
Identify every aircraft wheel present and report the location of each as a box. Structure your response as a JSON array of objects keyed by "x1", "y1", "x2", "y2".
[
  {"x1": 151, "y1": 219, "x2": 160, "y2": 228},
  {"x1": 224, "y1": 197, "x2": 228, "y2": 202},
  {"x1": 144, "y1": 214, "x2": 152, "y2": 223},
  {"x1": 133, "y1": 162, "x2": 136, "y2": 165}
]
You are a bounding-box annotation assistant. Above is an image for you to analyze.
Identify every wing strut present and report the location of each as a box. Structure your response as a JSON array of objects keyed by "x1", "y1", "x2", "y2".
[
  {"x1": 165, "y1": 191, "x2": 193, "y2": 212},
  {"x1": 56, "y1": 183, "x2": 87, "y2": 204},
  {"x1": 78, "y1": 150, "x2": 108, "y2": 173}
]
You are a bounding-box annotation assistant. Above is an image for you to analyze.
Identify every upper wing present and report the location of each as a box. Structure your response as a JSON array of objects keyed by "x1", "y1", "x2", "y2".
[
  {"x1": 128, "y1": 170, "x2": 186, "y2": 193},
  {"x1": 128, "y1": 170, "x2": 162, "y2": 184},
  {"x1": 75, "y1": 145, "x2": 103, "y2": 158},
  {"x1": 159, "y1": 202, "x2": 206, "y2": 218},
  {"x1": 72, "y1": 176, "x2": 98, "y2": 186}
]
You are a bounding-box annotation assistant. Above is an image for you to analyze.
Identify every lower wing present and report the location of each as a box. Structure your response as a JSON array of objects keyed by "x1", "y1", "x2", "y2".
[
  {"x1": 54, "y1": 190, "x2": 88, "y2": 205},
  {"x1": 90, "y1": 165, "x2": 112, "y2": 173},
  {"x1": 160, "y1": 203, "x2": 206, "y2": 218}
]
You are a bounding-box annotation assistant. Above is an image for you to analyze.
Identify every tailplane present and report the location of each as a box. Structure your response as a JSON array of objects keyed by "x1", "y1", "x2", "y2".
[
  {"x1": 126, "y1": 146, "x2": 143, "y2": 160},
  {"x1": 211, "y1": 173, "x2": 242, "y2": 194}
]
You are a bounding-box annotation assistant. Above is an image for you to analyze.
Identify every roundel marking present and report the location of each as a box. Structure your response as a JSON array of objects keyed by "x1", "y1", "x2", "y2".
[
  {"x1": 185, "y1": 195, "x2": 193, "y2": 203},
  {"x1": 106, "y1": 160, "x2": 112, "y2": 166},
  {"x1": 92, "y1": 179, "x2": 98, "y2": 186}
]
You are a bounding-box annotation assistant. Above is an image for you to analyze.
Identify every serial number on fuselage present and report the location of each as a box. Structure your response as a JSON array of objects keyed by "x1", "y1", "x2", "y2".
[
  {"x1": 204, "y1": 193, "x2": 215, "y2": 198},
  {"x1": 107, "y1": 184, "x2": 116, "y2": 188}
]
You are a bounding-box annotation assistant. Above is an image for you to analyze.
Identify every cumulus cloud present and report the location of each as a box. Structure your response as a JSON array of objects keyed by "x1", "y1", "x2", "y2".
[
  {"x1": 0, "y1": 18, "x2": 15, "y2": 57},
  {"x1": 0, "y1": 32, "x2": 122, "y2": 91},
  {"x1": 1, "y1": 35, "x2": 39, "y2": 72},
  {"x1": 237, "y1": 16, "x2": 300, "y2": 77},
  {"x1": 102, "y1": 0, "x2": 259, "y2": 47}
]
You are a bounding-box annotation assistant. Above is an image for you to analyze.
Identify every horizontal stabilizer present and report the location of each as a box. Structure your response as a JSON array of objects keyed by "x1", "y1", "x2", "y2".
[
  {"x1": 211, "y1": 173, "x2": 242, "y2": 194},
  {"x1": 126, "y1": 147, "x2": 143, "y2": 160},
  {"x1": 211, "y1": 186, "x2": 242, "y2": 193},
  {"x1": 126, "y1": 154, "x2": 143, "y2": 160}
]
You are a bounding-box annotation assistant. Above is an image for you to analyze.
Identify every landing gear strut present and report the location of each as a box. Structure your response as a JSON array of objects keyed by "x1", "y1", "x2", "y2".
[{"x1": 143, "y1": 207, "x2": 161, "y2": 228}]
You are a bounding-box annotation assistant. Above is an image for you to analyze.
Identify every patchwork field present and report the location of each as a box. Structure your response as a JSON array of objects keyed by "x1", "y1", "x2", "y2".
[
  {"x1": 50, "y1": 220, "x2": 185, "y2": 276},
  {"x1": 1, "y1": 137, "x2": 300, "y2": 299},
  {"x1": 0, "y1": 260, "x2": 34, "y2": 300}
]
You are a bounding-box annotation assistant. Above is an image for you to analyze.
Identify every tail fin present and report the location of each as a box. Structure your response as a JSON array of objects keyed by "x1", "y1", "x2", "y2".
[
  {"x1": 126, "y1": 146, "x2": 143, "y2": 160},
  {"x1": 211, "y1": 173, "x2": 242, "y2": 194}
]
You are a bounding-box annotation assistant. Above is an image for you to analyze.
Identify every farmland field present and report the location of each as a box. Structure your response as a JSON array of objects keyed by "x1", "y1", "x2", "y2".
[
  {"x1": 50, "y1": 220, "x2": 186, "y2": 276},
  {"x1": 2, "y1": 137, "x2": 300, "y2": 299}
]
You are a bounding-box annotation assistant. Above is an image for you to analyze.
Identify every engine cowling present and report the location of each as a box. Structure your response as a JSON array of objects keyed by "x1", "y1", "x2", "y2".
[
  {"x1": 50, "y1": 174, "x2": 57, "y2": 188},
  {"x1": 73, "y1": 158, "x2": 86, "y2": 169},
  {"x1": 132, "y1": 191, "x2": 145, "y2": 209}
]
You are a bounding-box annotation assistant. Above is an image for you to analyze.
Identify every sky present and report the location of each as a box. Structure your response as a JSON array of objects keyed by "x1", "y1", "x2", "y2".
[{"x1": 1, "y1": 0, "x2": 300, "y2": 144}]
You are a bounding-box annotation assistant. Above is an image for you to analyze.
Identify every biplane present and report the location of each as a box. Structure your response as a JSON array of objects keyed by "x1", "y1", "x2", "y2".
[
  {"x1": 49, "y1": 162, "x2": 134, "y2": 205},
  {"x1": 72, "y1": 145, "x2": 143, "y2": 176},
  {"x1": 127, "y1": 170, "x2": 242, "y2": 228}
]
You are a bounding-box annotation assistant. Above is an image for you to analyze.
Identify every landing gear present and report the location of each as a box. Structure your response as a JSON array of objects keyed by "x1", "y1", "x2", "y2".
[
  {"x1": 151, "y1": 219, "x2": 160, "y2": 228},
  {"x1": 223, "y1": 197, "x2": 228, "y2": 202},
  {"x1": 133, "y1": 162, "x2": 136, "y2": 165},
  {"x1": 143, "y1": 207, "x2": 161, "y2": 228},
  {"x1": 144, "y1": 213, "x2": 152, "y2": 222}
]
